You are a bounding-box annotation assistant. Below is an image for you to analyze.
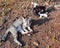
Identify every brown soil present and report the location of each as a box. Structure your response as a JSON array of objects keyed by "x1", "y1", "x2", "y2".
[{"x1": 0, "y1": 0, "x2": 60, "y2": 48}]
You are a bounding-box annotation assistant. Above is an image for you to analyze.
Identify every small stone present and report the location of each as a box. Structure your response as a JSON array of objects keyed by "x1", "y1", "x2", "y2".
[
  {"x1": 54, "y1": 5, "x2": 60, "y2": 9},
  {"x1": 27, "y1": 34, "x2": 31, "y2": 36},
  {"x1": 32, "y1": 41, "x2": 38, "y2": 46},
  {"x1": 44, "y1": 2, "x2": 49, "y2": 6}
]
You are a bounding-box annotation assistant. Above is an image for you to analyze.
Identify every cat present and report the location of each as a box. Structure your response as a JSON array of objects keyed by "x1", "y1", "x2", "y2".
[
  {"x1": 32, "y1": 2, "x2": 48, "y2": 18},
  {"x1": 1, "y1": 16, "x2": 33, "y2": 46}
]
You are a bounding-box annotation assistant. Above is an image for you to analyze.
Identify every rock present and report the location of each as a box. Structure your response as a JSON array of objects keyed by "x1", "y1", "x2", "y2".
[
  {"x1": 27, "y1": 34, "x2": 31, "y2": 37},
  {"x1": 32, "y1": 41, "x2": 38, "y2": 46},
  {"x1": 54, "y1": 5, "x2": 60, "y2": 9},
  {"x1": 44, "y1": 2, "x2": 49, "y2": 6}
]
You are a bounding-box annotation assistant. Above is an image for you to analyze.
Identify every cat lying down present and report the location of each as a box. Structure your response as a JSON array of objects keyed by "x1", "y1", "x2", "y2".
[
  {"x1": 32, "y1": 2, "x2": 49, "y2": 18},
  {"x1": 1, "y1": 16, "x2": 33, "y2": 46}
]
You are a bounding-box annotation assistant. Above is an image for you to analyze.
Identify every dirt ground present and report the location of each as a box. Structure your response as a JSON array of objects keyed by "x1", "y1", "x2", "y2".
[{"x1": 0, "y1": 0, "x2": 60, "y2": 48}]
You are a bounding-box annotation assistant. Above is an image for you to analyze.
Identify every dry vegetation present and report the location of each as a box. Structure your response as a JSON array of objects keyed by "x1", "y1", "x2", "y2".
[{"x1": 0, "y1": 0, "x2": 60, "y2": 48}]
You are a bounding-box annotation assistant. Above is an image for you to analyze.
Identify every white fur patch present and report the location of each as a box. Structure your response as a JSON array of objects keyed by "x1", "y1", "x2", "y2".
[
  {"x1": 38, "y1": 12, "x2": 48, "y2": 18},
  {"x1": 31, "y1": 2, "x2": 39, "y2": 7}
]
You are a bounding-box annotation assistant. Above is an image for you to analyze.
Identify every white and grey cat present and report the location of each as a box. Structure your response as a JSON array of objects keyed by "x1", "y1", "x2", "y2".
[{"x1": 2, "y1": 16, "x2": 33, "y2": 46}]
